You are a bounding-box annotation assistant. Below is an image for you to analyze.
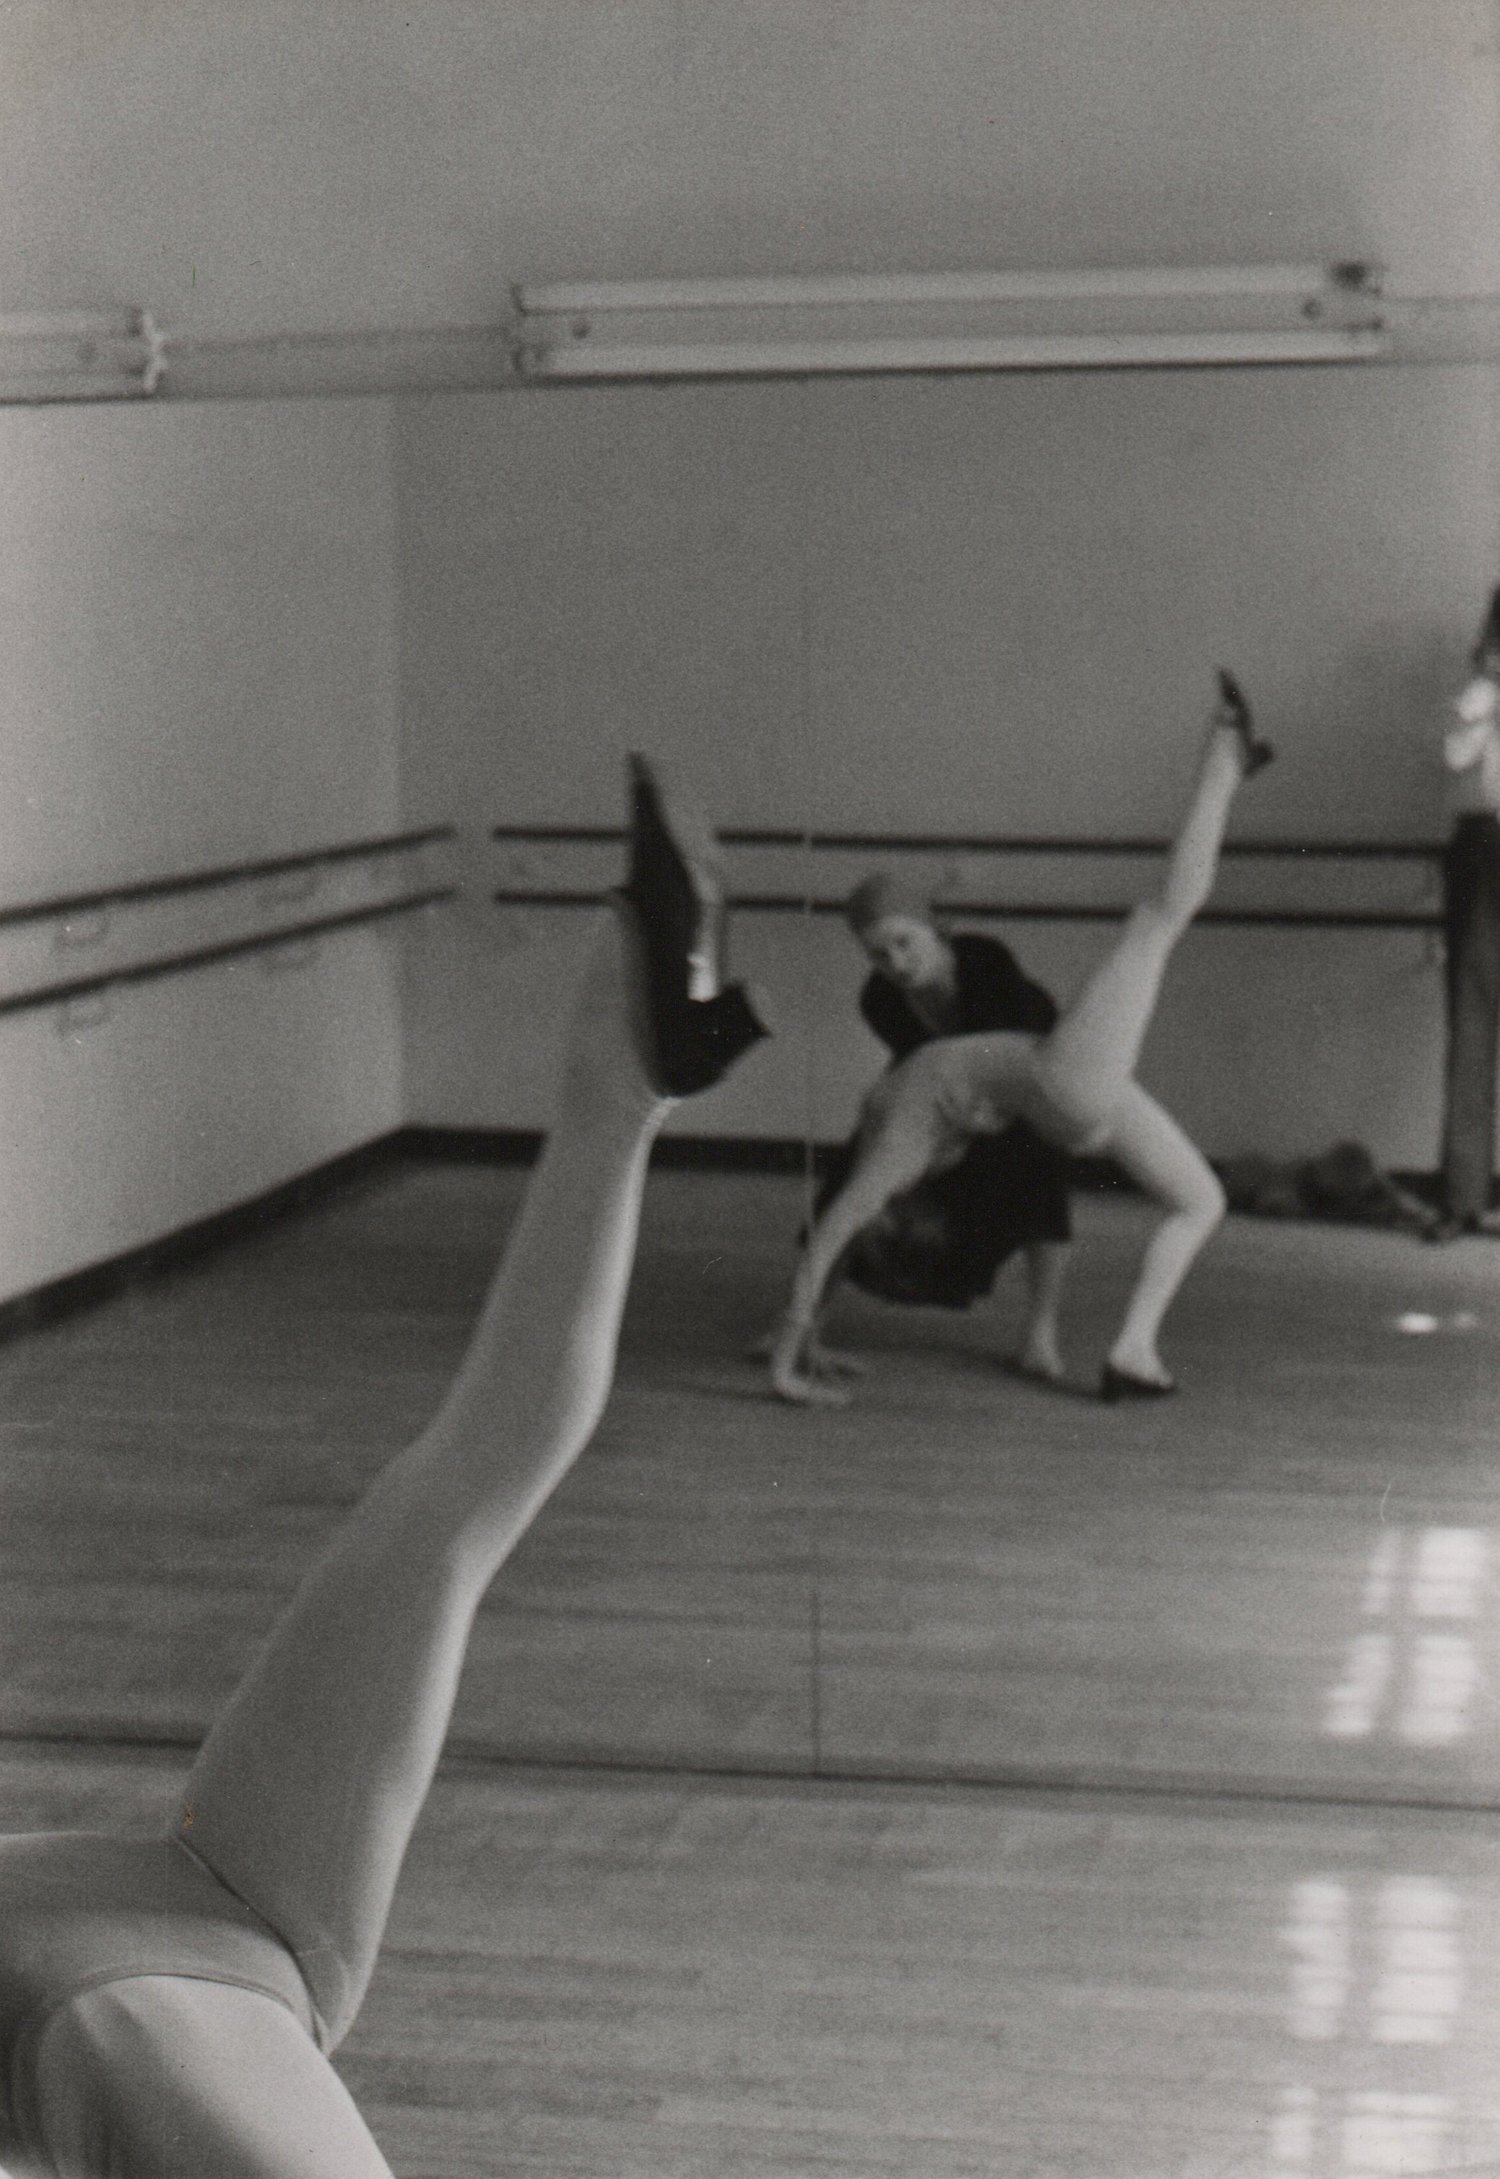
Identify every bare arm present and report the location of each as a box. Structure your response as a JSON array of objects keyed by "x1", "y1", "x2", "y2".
[
  {"x1": 769, "y1": 1089, "x2": 940, "y2": 1404},
  {"x1": 1445, "y1": 717, "x2": 1496, "y2": 772}
]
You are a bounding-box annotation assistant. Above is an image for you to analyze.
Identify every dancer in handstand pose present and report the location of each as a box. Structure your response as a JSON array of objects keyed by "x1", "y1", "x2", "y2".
[
  {"x1": 0, "y1": 758, "x2": 764, "y2": 2177},
  {"x1": 768, "y1": 674, "x2": 1273, "y2": 1407}
]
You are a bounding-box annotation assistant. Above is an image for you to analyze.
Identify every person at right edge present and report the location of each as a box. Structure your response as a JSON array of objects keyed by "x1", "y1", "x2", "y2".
[{"x1": 1435, "y1": 583, "x2": 1500, "y2": 1240}]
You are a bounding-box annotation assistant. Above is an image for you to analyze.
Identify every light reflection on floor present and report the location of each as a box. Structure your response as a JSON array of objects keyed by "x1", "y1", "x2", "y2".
[
  {"x1": 1324, "y1": 1529, "x2": 1490, "y2": 1748},
  {"x1": 1298, "y1": 1513, "x2": 1495, "y2": 2173},
  {"x1": 1273, "y1": 1875, "x2": 1468, "y2": 2173}
]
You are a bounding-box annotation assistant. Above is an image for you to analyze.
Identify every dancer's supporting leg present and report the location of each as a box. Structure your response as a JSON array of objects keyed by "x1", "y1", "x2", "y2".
[
  {"x1": 1015, "y1": 1239, "x2": 1069, "y2": 1382},
  {"x1": 178, "y1": 763, "x2": 763, "y2": 2054},
  {"x1": 1094, "y1": 1083, "x2": 1226, "y2": 1393}
]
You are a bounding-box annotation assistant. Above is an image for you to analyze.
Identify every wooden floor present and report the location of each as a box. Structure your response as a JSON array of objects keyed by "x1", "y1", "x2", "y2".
[{"x1": 2, "y1": 1163, "x2": 1498, "y2": 2175}]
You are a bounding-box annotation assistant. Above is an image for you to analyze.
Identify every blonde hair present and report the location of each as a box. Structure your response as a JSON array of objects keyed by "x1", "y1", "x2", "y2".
[{"x1": 845, "y1": 872, "x2": 934, "y2": 937}]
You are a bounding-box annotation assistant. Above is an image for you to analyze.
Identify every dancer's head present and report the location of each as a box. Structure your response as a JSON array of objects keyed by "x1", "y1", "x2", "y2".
[{"x1": 846, "y1": 873, "x2": 950, "y2": 990}]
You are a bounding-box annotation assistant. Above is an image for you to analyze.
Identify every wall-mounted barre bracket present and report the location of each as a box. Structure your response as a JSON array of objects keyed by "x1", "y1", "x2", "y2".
[{"x1": 0, "y1": 310, "x2": 164, "y2": 402}]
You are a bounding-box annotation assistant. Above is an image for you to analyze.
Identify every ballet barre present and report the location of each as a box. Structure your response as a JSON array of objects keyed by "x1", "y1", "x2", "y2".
[
  {"x1": 491, "y1": 823, "x2": 1442, "y2": 859},
  {"x1": 488, "y1": 824, "x2": 1441, "y2": 932},
  {"x1": 0, "y1": 889, "x2": 453, "y2": 1021},
  {"x1": 489, "y1": 888, "x2": 1440, "y2": 933},
  {"x1": 0, "y1": 825, "x2": 454, "y2": 933}
]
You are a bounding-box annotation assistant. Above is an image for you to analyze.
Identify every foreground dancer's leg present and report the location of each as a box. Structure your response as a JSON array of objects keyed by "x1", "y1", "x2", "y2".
[
  {"x1": 179, "y1": 761, "x2": 765, "y2": 2050},
  {"x1": 32, "y1": 1976, "x2": 399, "y2": 2177}
]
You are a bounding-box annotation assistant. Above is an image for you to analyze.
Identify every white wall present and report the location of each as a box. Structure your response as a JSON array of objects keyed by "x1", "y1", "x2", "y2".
[
  {"x1": 375, "y1": 0, "x2": 1500, "y2": 1167},
  {"x1": 0, "y1": 400, "x2": 405, "y2": 1301},
  {"x1": 1, "y1": 0, "x2": 1498, "y2": 1241},
  {"x1": 394, "y1": 362, "x2": 1494, "y2": 1167},
  {"x1": 374, "y1": 0, "x2": 1499, "y2": 1168},
  {"x1": 1, "y1": 1, "x2": 1495, "y2": 330}
]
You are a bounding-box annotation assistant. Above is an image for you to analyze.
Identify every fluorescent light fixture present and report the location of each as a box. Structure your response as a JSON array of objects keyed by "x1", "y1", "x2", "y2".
[
  {"x1": 518, "y1": 263, "x2": 1371, "y2": 313},
  {"x1": 0, "y1": 309, "x2": 165, "y2": 402},
  {"x1": 514, "y1": 262, "x2": 1387, "y2": 380},
  {"x1": 523, "y1": 327, "x2": 1387, "y2": 379}
]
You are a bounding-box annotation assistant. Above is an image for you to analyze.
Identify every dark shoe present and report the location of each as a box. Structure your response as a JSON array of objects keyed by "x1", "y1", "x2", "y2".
[
  {"x1": 1216, "y1": 667, "x2": 1275, "y2": 777},
  {"x1": 1100, "y1": 1362, "x2": 1178, "y2": 1404},
  {"x1": 1426, "y1": 1210, "x2": 1500, "y2": 1243},
  {"x1": 1000, "y1": 1356, "x2": 1071, "y2": 1393},
  {"x1": 620, "y1": 753, "x2": 769, "y2": 1096}
]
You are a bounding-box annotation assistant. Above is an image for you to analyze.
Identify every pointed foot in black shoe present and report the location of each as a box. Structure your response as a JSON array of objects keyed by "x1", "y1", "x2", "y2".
[
  {"x1": 620, "y1": 754, "x2": 762, "y2": 1093},
  {"x1": 623, "y1": 750, "x2": 725, "y2": 993},
  {"x1": 655, "y1": 982, "x2": 771, "y2": 1098},
  {"x1": 1100, "y1": 1362, "x2": 1178, "y2": 1404},
  {"x1": 1215, "y1": 667, "x2": 1275, "y2": 776}
]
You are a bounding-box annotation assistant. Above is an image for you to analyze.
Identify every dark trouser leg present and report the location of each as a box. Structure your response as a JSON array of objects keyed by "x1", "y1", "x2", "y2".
[{"x1": 1442, "y1": 817, "x2": 1500, "y2": 1223}]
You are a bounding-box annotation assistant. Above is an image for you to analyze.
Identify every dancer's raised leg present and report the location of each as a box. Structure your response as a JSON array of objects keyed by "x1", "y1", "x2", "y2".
[
  {"x1": 178, "y1": 764, "x2": 764, "y2": 2048},
  {"x1": 1036, "y1": 674, "x2": 1269, "y2": 1132}
]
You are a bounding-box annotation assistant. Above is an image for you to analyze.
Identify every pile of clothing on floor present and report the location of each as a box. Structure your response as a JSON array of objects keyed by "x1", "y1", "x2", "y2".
[{"x1": 1216, "y1": 1141, "x2": 1441, "y2": 1235}]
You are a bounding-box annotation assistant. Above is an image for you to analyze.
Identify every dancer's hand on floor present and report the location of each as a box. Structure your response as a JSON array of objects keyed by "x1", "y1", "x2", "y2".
[
  {"x1": 768, "y1": 1321, "x2": 855, "y2": 1406},
  {"x1": 750, "y1": 1327, "x2": 865, "y2": 1377},
  {"x1": 804, "y1": 1339, "x2": 866, "y2": 1378},
  {"x1": 772, "y1": 1360, "x2": 854, "y2": 1406}
]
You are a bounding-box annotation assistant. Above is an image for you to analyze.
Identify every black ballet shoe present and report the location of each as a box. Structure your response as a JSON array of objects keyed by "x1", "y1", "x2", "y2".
[
  {"x1": 1424, "y1": 1213, "x2": 1468, "y2": 1245},
  {"x1": 619, "y1": 753, "x2": 770, "y2": 1096},
  {"x1": 1100, "y1": 1362, "x2": 1178, "y2": 1404},
  {"x1": 1426, "y1": 1210, "x2": 1500, "y2": 1243},
  {"x1": 1000, "y1": 1356, "x2": 1071, "y2": 1393},
  {"x1": 1216, "y1": 667, "x2": 1275, "y2": 777}
]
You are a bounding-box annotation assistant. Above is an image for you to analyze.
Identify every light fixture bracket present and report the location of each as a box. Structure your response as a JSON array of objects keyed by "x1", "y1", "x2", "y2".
[{"x1": 0, "y1": 309, "x2": 165, "y2": 402}]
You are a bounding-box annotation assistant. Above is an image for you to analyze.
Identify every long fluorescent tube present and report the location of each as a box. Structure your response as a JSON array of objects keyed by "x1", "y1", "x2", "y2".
[
  {"x1": 0, "y1": 309, "x2": 164, "y2": 401},
  {"x1": 513, "y1": 262, "x2": 1387, "y2": 381},
  {"x1": 518, "y1": 263, "x2": 1374, "y2": 315},
  {"x1": 526, "y1": 326, "x2": 1388, "y2": 379}
]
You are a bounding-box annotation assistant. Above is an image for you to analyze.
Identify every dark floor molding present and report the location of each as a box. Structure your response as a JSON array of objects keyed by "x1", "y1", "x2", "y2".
[
  {"x1": 0, "y1": 1133, "x2": 404, "y2": 1345},
  {"x1": 396, "y1": 1123, "x2": 1165, "y2": 1194},
  {"x1": 396, "y1": 1123, "x2": 829, "y2": 1176},
  {"x1": 395, "y1": 1127, "x2": 1475, "y2": 1213},
  {"x1": 0, "y1": 1121, "x2": 1480, "y2": 1346}
]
